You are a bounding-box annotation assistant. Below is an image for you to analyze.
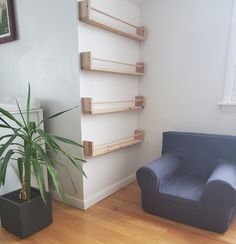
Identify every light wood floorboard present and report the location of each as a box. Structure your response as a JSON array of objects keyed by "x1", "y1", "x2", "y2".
[{"x1": 1, "y1": 182, "x2": 236, "y2": 244}]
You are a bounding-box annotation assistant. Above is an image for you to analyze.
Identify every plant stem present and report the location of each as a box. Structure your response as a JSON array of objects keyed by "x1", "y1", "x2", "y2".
[
  {"x1": 19, "y1": 177, "x2": 27, "y2": 201},
  {"x1": 25, "y1": 157, "x2": 31, "y2": 200}
]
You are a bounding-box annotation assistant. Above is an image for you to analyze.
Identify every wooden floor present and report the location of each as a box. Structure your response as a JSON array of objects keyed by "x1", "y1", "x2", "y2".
[{"x1": 1, "y1": 182, "x2": 236, "y2": 244}]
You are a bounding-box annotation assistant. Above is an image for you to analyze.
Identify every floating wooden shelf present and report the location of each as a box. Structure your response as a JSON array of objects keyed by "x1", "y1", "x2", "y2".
[
  {"x1": 83, "y1": 130, "x2": 144, "y2": 157},
  {"x1": 80, "y1": 52, "x2": 145, "y2": 76},
  {"x1": 79, "y1": 0, "x2": 147, "y2": 41},
  {"x1": 82, "y1": 96, "x2": 144, "y2": 115}
]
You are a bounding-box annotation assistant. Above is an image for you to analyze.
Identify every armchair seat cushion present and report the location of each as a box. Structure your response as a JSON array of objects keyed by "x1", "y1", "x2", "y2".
[{"x1": 159, "y1": 177, "x2": 205, "y2": 202}]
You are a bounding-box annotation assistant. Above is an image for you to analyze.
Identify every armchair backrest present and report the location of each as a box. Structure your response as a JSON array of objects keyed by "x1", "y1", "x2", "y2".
[{"x1": 162, "y1": 132, "x2": 236, "y2": 180}]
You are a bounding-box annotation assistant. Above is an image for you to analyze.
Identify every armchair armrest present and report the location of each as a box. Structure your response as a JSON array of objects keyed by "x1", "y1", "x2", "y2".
[
  {"x1": 206, "y1": 162, "x2": 236, "y2": 190},
  {"x1": 203, "y1": 161, "x2": 236, "y2": 232},
  {"x1": 203, "y1": 161, "x2": 236, "y2": 207},
  {"x1": 136, "y1": 154, "x2": 181, "y2": 194}
]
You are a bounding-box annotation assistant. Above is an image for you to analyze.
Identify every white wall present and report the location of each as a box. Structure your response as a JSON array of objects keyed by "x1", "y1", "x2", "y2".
[
  {"x1": 79, "y1": 0, "x2": 142, "y2": 208},
  {"x1": 138, "y1": 0, "x2": 236, "y2": 166},
  {"x1": 0, "y1": 0, "x2": 84, "y2": 201}
]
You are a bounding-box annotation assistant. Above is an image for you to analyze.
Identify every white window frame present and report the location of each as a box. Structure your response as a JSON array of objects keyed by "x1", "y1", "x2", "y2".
[{"x1": 220, "y1": 0, "x2": 236, "y2": 107}]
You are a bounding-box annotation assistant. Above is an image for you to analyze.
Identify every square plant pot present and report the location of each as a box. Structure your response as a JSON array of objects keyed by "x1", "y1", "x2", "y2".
[{"x1": 0, "y1": 187, "x2": 52, "y2": 239}]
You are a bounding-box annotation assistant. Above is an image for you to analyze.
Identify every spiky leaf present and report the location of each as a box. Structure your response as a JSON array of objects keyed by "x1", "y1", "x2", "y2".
[
  {"x1": 0, "y1": 134, "x2": 17, "y2": 158},
  {"x1": 34, "y1": 143, "x2": 65, "y2": 201},
  {"x1": 32, "y1": 159, "x2": 46, "y2": 203},
  {"x1": 0, "y1": 150, "x2": 14, "y2": 186},
  {"x1": 51, "y1": 134, "x2": 83, "y2": 148},
  {"x1": 0, "y1": 108, "x2": 23, "y2": 127},
  {"x1": 37, "y1": 106, "x2": 79, "y2": 127}
]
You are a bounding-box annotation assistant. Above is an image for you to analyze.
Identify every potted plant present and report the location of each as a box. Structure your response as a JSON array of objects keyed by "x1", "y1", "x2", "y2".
[{"x1": 0, "y1": 85, "x2": 86, "y2": 238}]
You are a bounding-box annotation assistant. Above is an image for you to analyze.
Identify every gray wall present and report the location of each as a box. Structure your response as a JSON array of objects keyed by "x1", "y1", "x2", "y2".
[
  {"x1": 138, "y1": 0, "x2": 236, "y2": 165},
  {"x1": 0, "y1": 0, "x2": 83, "y2": 198}
]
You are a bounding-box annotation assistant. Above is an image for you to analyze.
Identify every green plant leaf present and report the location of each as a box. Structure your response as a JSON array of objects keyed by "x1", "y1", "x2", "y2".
[
  {"x1": 26, "y1": 121, "x2": 36, "y2": 137},
  {"x1": 29, "y1": 122, "x2": 36, "y2": 132},
  {"x1": 0, "y1": 128, "x2": 27, "y2": 143},
  {"x1": 0, "y1": 117, "x2": 17, "y2": 132},
  {"x1": 50, "y1": 134, "x2": 84, "y2": 148},
  {"x1": 15, "y1": 99, "x2": 27, "y2": 128},
  {"x1": 10, "y1": 143, "x2": 24, "y2": 148},
  {"x1": 16, "y1": 130, "x2": 28, "y2": 141},
  {"x1": 37, "y1": 105, "x2": 79, "y2": 127},
  {"x1": 67, "y1": 155, "x2": 87, "y2": 178},
  {"x1": 34, "y1": 143, "x2": 65, "y2": 201},
  {"x1": 0, "y1": 134, "x2": 15, "y2": 142},
  {"x1": 0, "y1": 124, "x2": 12, "y2": 129},
  {"x1": 13, "y1": 149, "x2": 25, "y2": 157},
  {"x1": 54, "y1": 160, "x2": 78, "y2": 194},
  {"x1": 0, "y1": 150, "x2": 14, "y2": 186},
  {"x1": 0, "y1": 134, "x2": 17, "y2": 158},
  {"x1": 0, "y1": 117, "x2": 12, "y2": 128},
  {"x1": 0, "y1": 158, "x2": 4, "y2": 184},
  {"x1": 44, "y1": 136, "x2": 86, "y2": 177},
  {"x1": 27, "y1": 83, "x2": 31, "y2": 126},
  {"x1": 32, "y1": 159, "x2": 46, "y2": 203},
  {"x1": 0, "y1": 107, "x2": 23, "y2": 127},
  {"x1": 47, "y1": 164, "x2": 65, "y2": 201},
  {"x1": 36, "y1": 129, "x2": 57, "y2": 153},
  {"x1": 74, "y1": 157, "x2": 87, "y2": 163}
]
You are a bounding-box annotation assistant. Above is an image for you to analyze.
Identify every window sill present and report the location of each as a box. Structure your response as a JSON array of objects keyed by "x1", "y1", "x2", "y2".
[
  {"x1": 219, "y1": 101, "x2": 236, "y2": 106},
  {"x1": 218, "y1": 101, "x2": 236, "y2": 111}
]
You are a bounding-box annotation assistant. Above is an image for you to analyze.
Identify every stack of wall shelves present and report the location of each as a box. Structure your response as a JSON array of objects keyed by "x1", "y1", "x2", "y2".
[{"x1": 79, "y1": 0, "x2": 147, "y2": 157}]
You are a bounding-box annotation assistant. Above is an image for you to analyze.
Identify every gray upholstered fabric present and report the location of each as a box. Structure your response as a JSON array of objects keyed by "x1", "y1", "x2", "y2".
[{"x1": 136, "y1": 132, "x2": 236, "y2": 233}]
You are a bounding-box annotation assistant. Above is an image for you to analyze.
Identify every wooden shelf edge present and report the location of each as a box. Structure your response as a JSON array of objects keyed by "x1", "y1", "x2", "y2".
[
  {"x1": 81, "y1": 17, "x2": 146, "y2": 42},
  {"x1": 78, "y1": 0, "x2": 147, "y2": 42},
  {"x1": 81, "y1": 67, "x2": 144, "y2": 76},
  {"x1": 80, "y1": 52, "x2": 145, "y2": 76},
  {"x1": 82, "y1": 97, "x2": 145, "y2": 115},
  {"x1": 83, "y1": 130, "x2": 144, "y2": 157},
  {"x1": 94, "y1": 138, "x2": 142, "y2": 156},
  {"x1": 92, "y1": 106, "x2": 142, "y2": 115}
]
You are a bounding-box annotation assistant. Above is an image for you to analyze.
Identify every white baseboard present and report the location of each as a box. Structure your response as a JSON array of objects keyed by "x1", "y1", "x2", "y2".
[
  {"x1": 51, "y1": 190, "x2": 85, "y2": 209},
  {"x1": 83, "y1": 173, "x2": 136, "y2": 209},
  {"x1": 51, "y1": 173, "x2": 136, "y2": 210}
]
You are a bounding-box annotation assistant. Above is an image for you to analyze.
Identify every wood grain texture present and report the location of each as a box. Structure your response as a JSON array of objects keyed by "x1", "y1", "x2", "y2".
[
  {"x1": 83, "y1": 130, "x2": 144, "y2": 157},
  {"x1": 1, "y1": 182, "x2": 236, "y2": 244},
  {"x1": 81, "y1": 96, "x2": 144, "y2": 115},
  {"x1": 80, "y1": 52, "x2": 145, "y2": 76},
  {"x1": 79, "y1": 1, "x2": 146, "y2": 41},
  {"x1": 81, "y1": 66, "x2": 145, "y2": 76}
]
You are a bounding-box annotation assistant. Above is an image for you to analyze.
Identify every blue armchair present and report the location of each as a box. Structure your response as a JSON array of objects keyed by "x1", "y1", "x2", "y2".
[{"x1": 136, "y1": 132, "x2": 236, "y2": 233}]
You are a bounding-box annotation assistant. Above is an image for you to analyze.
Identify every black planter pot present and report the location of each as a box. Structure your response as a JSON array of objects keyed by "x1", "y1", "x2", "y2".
[{"x1": 0, "y1": 187, "x2": 52, "y2": 239}]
